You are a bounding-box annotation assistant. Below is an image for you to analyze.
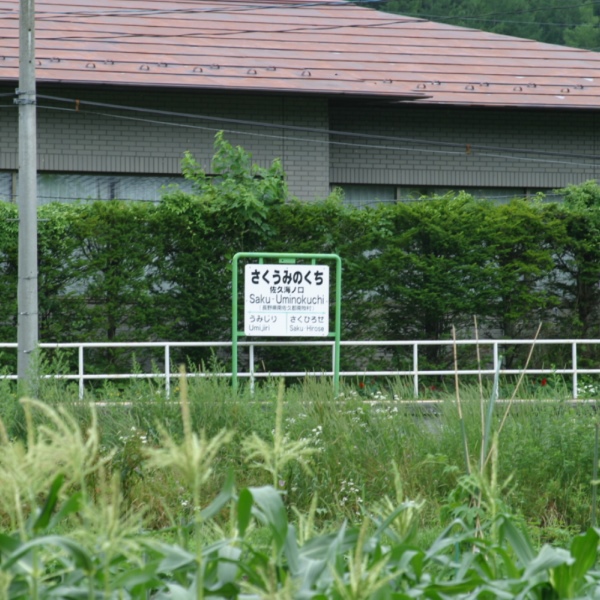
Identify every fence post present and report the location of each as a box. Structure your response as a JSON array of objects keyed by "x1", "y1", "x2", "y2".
[
  {"x1": 165, "y1": 345, "x2": 171, "y2": 398},
  {"x1": 78, "y1": 345, "x2": 84, "y2": 400},
  {"x1": 249, "y1": 343, "x2": 255, "y2": 395},
  {"x1": 413, "y1": 343, "x2": 419, "y2": 398},
  {"x1": 572, "y1": 341, "x2": 578, "y2": 400},
  {"x1": 492, "y1": 341, "x2": 501, "y2": 401}
]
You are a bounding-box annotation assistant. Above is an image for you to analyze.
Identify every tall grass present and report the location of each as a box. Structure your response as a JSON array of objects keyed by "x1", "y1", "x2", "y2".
[
  {"x1": 1, "y1": 374, "x2": 600, "y2": 597},
  {"x1": 0, "y1": 370, "x2": 596, "y2": 537}
]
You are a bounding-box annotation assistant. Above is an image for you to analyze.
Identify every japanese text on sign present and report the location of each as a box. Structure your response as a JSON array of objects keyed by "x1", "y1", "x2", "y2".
[{"x1": 244, "y1": 264, "x2": 329, "y2": 336}]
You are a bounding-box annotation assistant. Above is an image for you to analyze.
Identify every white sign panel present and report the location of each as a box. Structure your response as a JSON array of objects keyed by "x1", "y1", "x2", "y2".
[{"x1": 244, "y1": 264, "x2": 329, "y2": 336}]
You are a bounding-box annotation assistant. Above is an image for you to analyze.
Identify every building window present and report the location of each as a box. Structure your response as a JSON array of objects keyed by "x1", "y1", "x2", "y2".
[
  {"x1": 0, "y1": 172, "x2": 195, "y2": 205},
  {"x1": 334, "y1": 184, "x2": 559, "y2": 206},
  {"x1": 0, "y1": 172, "x2": 14, "y2": 202},
  {"x1": 36, "y1": 173, "x2": 193, "y2": 204},
  {"x1": 334, "y1": 184, "x2": 397, "y2": 207},
  {"x1": 398, "y1": 187, "x2": 528, "y2": 203}
]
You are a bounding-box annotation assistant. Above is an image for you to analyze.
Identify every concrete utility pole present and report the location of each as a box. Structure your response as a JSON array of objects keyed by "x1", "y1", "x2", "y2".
[{"x1": 15, "y1": 0, "x2": 38, "y2": 389}]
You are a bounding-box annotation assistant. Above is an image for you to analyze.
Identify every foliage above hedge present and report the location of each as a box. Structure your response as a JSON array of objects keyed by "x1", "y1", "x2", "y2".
[{"x1": 1, "y1": 134, "x2": 599, "y2": 372}]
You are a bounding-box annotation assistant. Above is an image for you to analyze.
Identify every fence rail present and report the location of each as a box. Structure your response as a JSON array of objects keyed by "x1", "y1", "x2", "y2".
[{"x1": 1, "y1": 338, "x2": 600, "y2": 400}]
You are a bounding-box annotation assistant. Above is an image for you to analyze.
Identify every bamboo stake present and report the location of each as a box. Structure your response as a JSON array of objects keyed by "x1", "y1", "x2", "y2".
[
  {"x1": 453, "y1": 325, "x2": 471, "y2": 475},
  {"x1": 474, "y1": 316, "x2": 485, "y2": 469},
  {"x1": 484, "y1": 321, "x2": 542, "y2": 469},
  {"x1": 593, "y1": 422, "x2": 598, "y2": 528}
]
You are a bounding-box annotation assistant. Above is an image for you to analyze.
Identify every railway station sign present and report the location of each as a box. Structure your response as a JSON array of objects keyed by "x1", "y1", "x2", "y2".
[{"x1": 244, "y1": 263, "x2": 329, "y2": 336}]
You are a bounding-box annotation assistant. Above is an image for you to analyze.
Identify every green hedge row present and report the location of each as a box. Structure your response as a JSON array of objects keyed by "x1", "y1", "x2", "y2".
[{"x1": 2, "y1": 136, "x2": 600, "y2": 374}]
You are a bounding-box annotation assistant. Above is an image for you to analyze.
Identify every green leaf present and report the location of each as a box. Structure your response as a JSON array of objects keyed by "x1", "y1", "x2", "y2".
[
  {"x1": 200, "y1": 469, "x2": 235, "y2": 521},
  {"x1": 300, "y1": 525, "x2": 358, "y2": 561},
  {"x1": 284, "y1": 524, "x2": 301, "y2": 576},
  {"x1": 216, "y1": 544, "x2": 241, "y2": 585},
  {"x1": 248, "y1": 486, "x2": 288, "y2": 553},
  {"x1": 110, "y1": 561, "x2": 163, "y2": 592},
  {"x1": 424, "y1": 519, "x2": 472, "y2": 563},
  {"x1": 370, "y1": 501, "x2": 421, "y2": 543},
  {"x1": 153, "y1": 582, "x2": 196, "y2": 600},
  {"x1": 570, "y1": 527, "x2": 599, "y2": 580},
  {"x1": 492, "y1": 546, "x2": 522, "y2": 580},
  {"x1": 523, "y1": 545, "x2": 573, "y2": 579},
  {"x1": 0, "y1": 533, "x2": 20, "y2": 555},
  {"x1": 32, "y1": 473, "x2": 65, "y2": 533},
  {"x1": 153, "y1": 542, "x2": 196, "y2": 573},
  {"x1": 500, "y1": 517, "x2": 536, "y2": 566},
  {"x1": 48, "y1": 491, "x2": 85, "y2": 532},
  {"x1": 1, "y1": 535, "x2": 93, "y2": 573},
  {"x1": 237, "y1": 488, "x2": 253, "y2": 538},
  {"x1": 550, "y1": 528, "x2": 600, "y2": 598}
]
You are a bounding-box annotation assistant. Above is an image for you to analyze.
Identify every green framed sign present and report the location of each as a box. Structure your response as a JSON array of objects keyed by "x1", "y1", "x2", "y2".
[{"x1": 232, "y1": 252, "x2": 342, "y2": 394}]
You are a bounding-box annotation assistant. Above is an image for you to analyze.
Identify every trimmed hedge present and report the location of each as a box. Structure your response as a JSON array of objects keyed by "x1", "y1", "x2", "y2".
[{"x1": 1, "y1": 135, "x2": 600, "y2": 374}]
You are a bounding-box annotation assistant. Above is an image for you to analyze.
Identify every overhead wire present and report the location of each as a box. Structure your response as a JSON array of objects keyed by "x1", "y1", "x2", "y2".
[
  {"x1": 1, "y1": 1, "x2": 597, "y2": 207},
  {"x1": 33, "y1": 93, "x2": 600, "y2": 164},
  {"x1": 31, "y1": 18, "x2": 422, "y2": 44},
  {"x1": 11, "y1": 2, "x2": 592, "y2": 124},
  {"x1": 0, "y1": 0, "x2": 597, "y2": 45},
  {"x1": 0, "y1": 110, "x2": 589, "y2": 205},
  {"x1": 0, "y1": 0, "x2": 593, "y2": 129},
  {"x1": 0, "y1": 0, "x2": 415, "y2": 44},
  {"x1": 33, "y1": 101, "x2": 600, "y2": 170},
  {"x1": 13, "y1": 18, "x2": 596, "y2": 49},
  {"x1": 14, "y1": 0, "x2": 600, "y2": 21},
  {"x1": 1, "y1": 2, "x2": 599, "y2": 175},
  {"x1": 3, "y1": 96, "x2": 597, "y2": 173},
  {"x1": 28, "y1": 1, "x2": 600, "y2": 25},
  {"x1": 1, "y1": 0, "x2": 595, "y2": 46},
  {"x1": 0, "y1": 0, "x2": 386, "y2": 20}
]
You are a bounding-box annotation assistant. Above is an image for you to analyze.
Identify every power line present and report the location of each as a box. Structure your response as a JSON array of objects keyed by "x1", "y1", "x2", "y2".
[
  {"x1": 32, "y1": 18, "x2": 420, "y2": 44},
  {"x1": 2, "y1": 88, "x2": 599, "y2": 174},
  {"x1": 16, "y1": 10, "x2": 597, "y2": 49},
  {"x1": 35, "y1": 102, "x2": 600, "y2": 170},
  {"x1": 22, "y1": 0, "x2": 600, "y2": 22},
  {"x1": 3, "y1": 97, "x2": 595, "y2": 171},
  {"x1": 35, "y1": 93, "x2": 600, "y2": 163},
  {"x1": 1, "y1": 0, "x2": 421, "y2": 45},
  {"x1": 1, "y1": 0, "x2": 413, "y2": 44},
  {"x1": 1, "y1": 0, "x2": 597, "y2": 46},
  {"x1": 1, "y1": 0, "x2": 596, "y2": 49},
  {"x1": 0, "y1": 0, "x2": 386, "y2": 20}
]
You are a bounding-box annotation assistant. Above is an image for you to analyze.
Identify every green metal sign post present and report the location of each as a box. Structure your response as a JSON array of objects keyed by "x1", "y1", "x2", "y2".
[{"x1": 232, "y1": 252, "x2": 342, "y2": 394}]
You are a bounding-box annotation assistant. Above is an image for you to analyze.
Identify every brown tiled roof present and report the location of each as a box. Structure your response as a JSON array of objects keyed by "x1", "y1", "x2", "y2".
[{"x1": 1, "y1": 0, "x2": 599, "y2": 108}]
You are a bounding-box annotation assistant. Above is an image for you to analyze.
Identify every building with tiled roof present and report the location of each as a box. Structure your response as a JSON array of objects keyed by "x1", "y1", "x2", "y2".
[{"x1": 1, "y1": 0, "x2": 599, "y2": 203}]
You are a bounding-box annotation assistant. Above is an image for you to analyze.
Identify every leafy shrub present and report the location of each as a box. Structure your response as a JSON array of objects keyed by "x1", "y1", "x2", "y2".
[{"x1": 2, "y1": 133, "x2": 600, "y2": 375}]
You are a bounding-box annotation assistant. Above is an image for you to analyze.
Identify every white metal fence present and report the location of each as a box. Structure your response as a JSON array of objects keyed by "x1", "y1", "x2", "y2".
[{"x1": 1, "y1": 338, "x2": 600, "y2": 399}]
